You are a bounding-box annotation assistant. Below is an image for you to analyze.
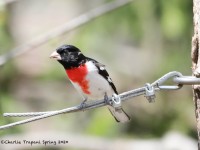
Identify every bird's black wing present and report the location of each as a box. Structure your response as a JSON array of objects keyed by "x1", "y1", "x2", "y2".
[
  {"x1": 86, "y1": 57, "x2": 131, "y2": 123},
  {"x1": 86, "y1": 57, "x2": 118, "y2": 94}
]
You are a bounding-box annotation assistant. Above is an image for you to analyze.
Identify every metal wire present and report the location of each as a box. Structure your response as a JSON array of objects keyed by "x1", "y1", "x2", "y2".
[
  {"x1": 173, "y1": 76, "x2": 200, "y2": 85},
  {"x1": 0, "y1": 88, "x2": 147, "y2": 130},
  {"x1": 0, "y1": 71, "x2": 199, "y2": 130},
  {"x1": 151, "y1": 71, "x2": 183, "y2": 90}
]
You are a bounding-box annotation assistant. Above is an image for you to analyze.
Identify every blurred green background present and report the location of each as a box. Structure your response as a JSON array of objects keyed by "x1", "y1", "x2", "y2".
[{"x1": 0, "y1": 0, "x2": 195, "y2": 149}]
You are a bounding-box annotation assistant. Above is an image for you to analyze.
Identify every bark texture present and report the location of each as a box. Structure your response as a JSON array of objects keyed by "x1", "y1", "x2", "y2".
[{"x1": 192, "y1": 0, "x2": 200, "y2": 148}]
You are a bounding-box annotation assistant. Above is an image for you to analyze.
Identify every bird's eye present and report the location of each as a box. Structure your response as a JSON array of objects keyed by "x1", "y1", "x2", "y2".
[
  {"x1": 59, "y1": 50, "x2": 66, "y2": 55},
  {"x1": 57, "y1": 49, "x2": 62, "y2": 54}
]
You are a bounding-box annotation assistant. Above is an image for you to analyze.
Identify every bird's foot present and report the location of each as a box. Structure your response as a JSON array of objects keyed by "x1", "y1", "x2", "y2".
[
  {"x1": 104, "y1": 93, "x2": 111, "y2": 105},
  {"x1": 80, "y1": 99, "x2": 87, "y2": 110}
]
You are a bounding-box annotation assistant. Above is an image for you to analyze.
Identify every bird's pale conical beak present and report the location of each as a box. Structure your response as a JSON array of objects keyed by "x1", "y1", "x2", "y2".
[{"x1": 50, "y1": 51, "x2": 61, "y2": 60}]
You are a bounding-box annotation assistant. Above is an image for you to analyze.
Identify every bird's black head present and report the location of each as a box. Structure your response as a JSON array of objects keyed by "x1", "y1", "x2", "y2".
[{"x1": 50, "y1": 45, "x2": 86, "y2": 69}]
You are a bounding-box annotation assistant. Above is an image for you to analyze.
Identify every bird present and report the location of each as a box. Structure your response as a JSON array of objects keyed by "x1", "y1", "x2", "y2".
[{"x1": 50, "y1": 44, "x2": 130, "y2": 123}]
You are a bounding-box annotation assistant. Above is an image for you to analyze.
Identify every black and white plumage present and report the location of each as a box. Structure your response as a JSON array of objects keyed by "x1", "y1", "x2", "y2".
[{"x1": 50, "y1": 45, "x2": 130, "y2": 123}]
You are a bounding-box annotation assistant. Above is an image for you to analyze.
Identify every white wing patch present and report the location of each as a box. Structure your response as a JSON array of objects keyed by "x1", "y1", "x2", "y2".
[
  {"x1": 100, "y1": 66, "x2": 105, "y2": 70},
  {"x1": 107, "y1": 76, "x2": 112, "y2": 83},
  {"x1": 86, "y1": 61, "x2": 98, "y2": 72}
]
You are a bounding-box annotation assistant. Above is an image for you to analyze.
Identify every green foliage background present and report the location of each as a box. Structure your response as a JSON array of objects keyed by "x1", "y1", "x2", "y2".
[{"x1": 0, "y1": 0, "x2": 195, "y2": 142}]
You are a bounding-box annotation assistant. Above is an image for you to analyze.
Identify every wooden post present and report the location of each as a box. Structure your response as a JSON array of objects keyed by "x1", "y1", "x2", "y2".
[{"x1": 192, "y1": 0, "x2": 200, "y2": 149}]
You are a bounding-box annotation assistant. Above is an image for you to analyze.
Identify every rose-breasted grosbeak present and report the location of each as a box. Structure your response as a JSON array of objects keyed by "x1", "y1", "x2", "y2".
[{"x1": 50, "y1": 45, "x2": 130, "y2": 123}]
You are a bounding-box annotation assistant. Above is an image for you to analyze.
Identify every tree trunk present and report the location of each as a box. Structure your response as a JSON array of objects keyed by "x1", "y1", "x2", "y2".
[{"x1": 192, "y1": 0, "x2": 200, "y2": 149}]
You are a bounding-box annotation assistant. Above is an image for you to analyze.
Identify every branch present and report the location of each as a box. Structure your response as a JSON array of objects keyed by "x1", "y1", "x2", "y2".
[{"x1": 0, "y1": 0, "x2": 133, "y2": 66}]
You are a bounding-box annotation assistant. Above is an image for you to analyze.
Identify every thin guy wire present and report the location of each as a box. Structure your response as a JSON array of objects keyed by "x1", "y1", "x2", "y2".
[
  {"x1": 3, "y1": 87, "x2": 147, "y2": 117},
  {"x1": 0, "y1": 87, "x2": 153, "y2": 130}
]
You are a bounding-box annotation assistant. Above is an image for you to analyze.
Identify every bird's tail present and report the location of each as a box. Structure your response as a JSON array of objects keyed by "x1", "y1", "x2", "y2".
[{"x1": 107, "y1": 106, "x2": 130, "y2": 123}]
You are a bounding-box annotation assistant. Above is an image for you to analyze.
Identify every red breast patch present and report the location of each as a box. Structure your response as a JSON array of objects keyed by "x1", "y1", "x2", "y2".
[{"x1": 66, "y1": 64, "x2": 90, "y2": 94}]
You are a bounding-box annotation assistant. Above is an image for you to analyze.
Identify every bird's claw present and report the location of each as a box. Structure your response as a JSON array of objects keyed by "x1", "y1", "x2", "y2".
[
  {"x1": 104, "y1": 93, "x2": 111, "y2": 105},
  {"x1": 80, "y1": 99, "x2": 87, "y2": 110}
]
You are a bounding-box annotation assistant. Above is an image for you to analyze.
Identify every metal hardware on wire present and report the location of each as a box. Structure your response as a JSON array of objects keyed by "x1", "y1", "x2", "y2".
[
  {"x1": 144, "y1": 83, "x2": 155, "y2": 103},
  {"x1": 111, "y1": 94, "x2": 122, "y2": 109},
  {"x1": 1, "y1": 71, "x2": 200, "y2": 130}
]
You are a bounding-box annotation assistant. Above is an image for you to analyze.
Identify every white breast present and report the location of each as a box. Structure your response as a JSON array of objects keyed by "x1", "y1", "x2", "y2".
[{"x1": 85, "y1": 61, "x2": 114, "y2": 100}]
